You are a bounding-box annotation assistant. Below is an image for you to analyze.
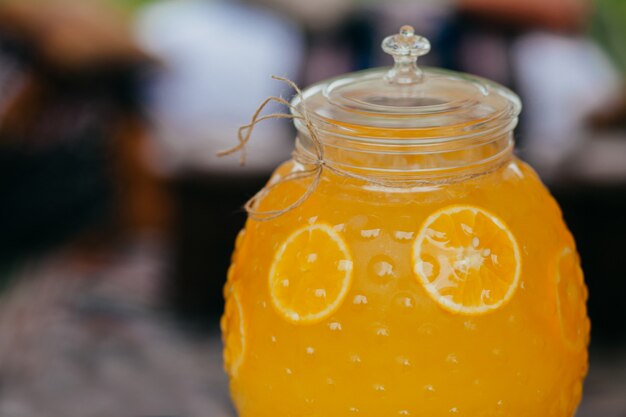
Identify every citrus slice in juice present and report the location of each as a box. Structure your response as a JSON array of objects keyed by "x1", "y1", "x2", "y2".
[
  {"x1": 556, "y1": 247, "x2": 589, "y2": 349},
  {"x1": 269, "y1": 223, "x2": 353, "y2": 324},
  {"x1": 412, "y1": 205, "x2": 521, "y2": 315},
  {"x1": 222, "y1": 291, "x2": 246, "y2": 377}
]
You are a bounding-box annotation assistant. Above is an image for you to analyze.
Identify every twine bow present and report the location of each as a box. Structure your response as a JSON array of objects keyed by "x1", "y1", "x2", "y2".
[
  {"x1": 217, "y1": 75, "x2": 415, "y2": 221},
  {"x1": 217, "y1": 76, "x2": 329, "y2": 221}
]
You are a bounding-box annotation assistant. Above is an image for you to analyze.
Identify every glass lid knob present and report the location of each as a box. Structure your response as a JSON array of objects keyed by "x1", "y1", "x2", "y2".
[{"x1": 382, "y1": 25, "x2": 431, "y2": 85}]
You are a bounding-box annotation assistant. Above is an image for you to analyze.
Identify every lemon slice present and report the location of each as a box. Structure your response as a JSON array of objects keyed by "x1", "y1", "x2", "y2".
[
  {"x1": 221, "y1": 291, "x2": 246, "y2": 377},
  {"x1": 556, "y1": 247, "x2": 589, "y2": 349},
  {"x1": 412, "y1": 205, "x2": 521, "y2": 315},
  {"x1": 269, "y1": 223, "x2": 353, "y2": 324}
]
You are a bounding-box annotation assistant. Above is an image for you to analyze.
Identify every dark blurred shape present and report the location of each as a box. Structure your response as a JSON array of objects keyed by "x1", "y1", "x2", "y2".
[
  {"x1": 458, "y1": 0, "x2": 590, "y2": 32},
  {"x1": 556, "y1": 186, "x2": 626, "y2": 343},
  {"x1": 169, "y1": 175, "x2": 266, "y2": 326},
  {"x1": 0, "y1": 0, "x2": 154, "y2": 271}
]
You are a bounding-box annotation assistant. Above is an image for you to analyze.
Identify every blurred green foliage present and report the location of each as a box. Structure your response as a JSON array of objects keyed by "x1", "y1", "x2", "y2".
[
  {"x1": 113, "y1": 0, "x2": 159, "y2": 12},
  {"x1": 592, "y1": 0, "x2": 626, "y2": 74}
]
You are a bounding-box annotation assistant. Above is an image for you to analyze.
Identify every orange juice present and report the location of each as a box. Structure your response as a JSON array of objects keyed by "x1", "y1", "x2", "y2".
[
  {"x1": 221, "y1": 26, "x2": 589, "y2": 417},
  {"x1": 223, "y1": 157, "x2": 588, "y2": 417}
]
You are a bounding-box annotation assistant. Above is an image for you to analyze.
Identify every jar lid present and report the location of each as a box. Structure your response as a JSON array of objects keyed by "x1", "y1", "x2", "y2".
[{"x1": 293, "y1": 25, "x2": 521, "y2": 143}]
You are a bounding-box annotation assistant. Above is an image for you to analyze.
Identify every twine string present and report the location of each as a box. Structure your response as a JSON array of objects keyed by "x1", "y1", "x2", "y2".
[
  {"x1": 217, "y1": 75, "x2": 421, "y2": 221},
  {"x1": 217, "y1": 76, "x2": 328, "y2": 221}
]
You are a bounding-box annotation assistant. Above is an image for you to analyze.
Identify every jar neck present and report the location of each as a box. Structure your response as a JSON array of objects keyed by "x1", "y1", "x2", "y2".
[{"x1": 294, "y1": 129, "x2": 515, "y2": 185}]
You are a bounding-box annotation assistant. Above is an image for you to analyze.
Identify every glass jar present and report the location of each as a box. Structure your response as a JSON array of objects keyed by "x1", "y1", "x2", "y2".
[{"x1": 222, "y1": 26, "x2": 589, "y2": 417}]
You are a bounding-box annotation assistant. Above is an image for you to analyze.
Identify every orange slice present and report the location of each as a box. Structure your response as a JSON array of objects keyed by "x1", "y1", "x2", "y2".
[
  {"x1": 556, "y1": 247, "x2": 589, "y2": 349},
  {"x1": 412, "y1": 205, "x2": 521, "y2": 315},
  {"x1": 221, "y1": 291, "x2": 246, "y2": 377},
  {"x1": 269, "y1": 223, "x2": 353, "y2": 324}
]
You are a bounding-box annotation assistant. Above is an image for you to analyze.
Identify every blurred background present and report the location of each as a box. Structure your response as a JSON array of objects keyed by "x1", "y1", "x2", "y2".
[{"x1": 0, "y1": 0, "x2": 624, "y2": 415}]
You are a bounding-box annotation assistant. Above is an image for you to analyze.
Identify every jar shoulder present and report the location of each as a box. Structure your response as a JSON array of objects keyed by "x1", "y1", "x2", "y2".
[{"x1": 245, "y1": 157, "x2": 575, "y2": 253}]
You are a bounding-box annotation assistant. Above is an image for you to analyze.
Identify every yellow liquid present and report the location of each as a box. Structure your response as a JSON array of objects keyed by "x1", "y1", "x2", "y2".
[{"x1": 222, "y1": 157, "x2": 589, "y2": 417}]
